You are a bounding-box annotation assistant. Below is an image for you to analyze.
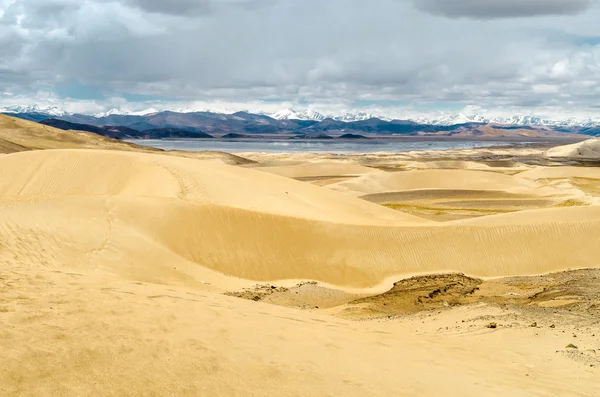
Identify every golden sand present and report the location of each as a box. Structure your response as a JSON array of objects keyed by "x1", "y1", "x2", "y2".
[{"x1": 1, "y1": 115, "x2": 599, "y2": 396}]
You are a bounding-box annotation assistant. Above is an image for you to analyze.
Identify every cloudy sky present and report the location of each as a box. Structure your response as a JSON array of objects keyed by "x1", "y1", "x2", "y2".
[{"x1": 1, "y1": 0, "x2": 600, "y2": 118}]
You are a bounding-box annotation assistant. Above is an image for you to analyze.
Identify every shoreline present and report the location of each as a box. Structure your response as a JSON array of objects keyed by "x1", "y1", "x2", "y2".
[
  {"x1": 127, "y1": 136, "x2": 587, "y2": 156},
  {"x1": 132, "y1": 135, "x2": 587, "y2": 143}
]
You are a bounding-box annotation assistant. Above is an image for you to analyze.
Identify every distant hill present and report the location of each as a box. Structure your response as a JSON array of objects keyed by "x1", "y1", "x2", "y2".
[
  {"x1": 3, "y1": 110, "x2": 597, "y2": 139},
  {"x1": 4, "y1": 112, "x2": 52, "y2": 122},
  {"x1": 290, "y1": 133, "x2": 334, "y2": 140},
  {"x1": 338, "y1": 133, "x2": 368, "y2": 139},
  {"x1": 0, "y1": 114, "x2": 253, "y2": 165},
  {"x1": 222, "y1": 133, "x2": 250, "y2": 139},
  {"x1": 57, "y1": 110, "x2": 312, "y2": 135},
  {"x1": 140, "y1": 128, "x2": 214, "y2": 139},
  {"x1": 40, "y1": 119, "x2": 214, "y2": 139},
  {"x1": 0, "y1": 114, "x2": 160, "y2": 154},
  {"x1": 40, "y1": 119, "x2": 140, "y2": 139}
]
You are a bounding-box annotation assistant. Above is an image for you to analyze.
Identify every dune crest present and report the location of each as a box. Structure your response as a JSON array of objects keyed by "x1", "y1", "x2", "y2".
[
  {"x1": 1, "y1": 148, "x2": 600, "y2": 289},
  {"x1": 0, "y1": 149, "x2": 418, "y2": 225},
  {"x1": 0, "y1": 114, "x2": 254, "y2": 165},
  {"x1": 545, "y1": 137, "x2": 600, "y2": 159},
  {"x1": 327, "y1": 169, "x2": 541, "y2": 196}
]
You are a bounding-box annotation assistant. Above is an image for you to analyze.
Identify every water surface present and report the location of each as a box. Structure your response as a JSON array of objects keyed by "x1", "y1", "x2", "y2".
[{"x1": 129, "y1": 139, "x2": 530, "y2": 154}]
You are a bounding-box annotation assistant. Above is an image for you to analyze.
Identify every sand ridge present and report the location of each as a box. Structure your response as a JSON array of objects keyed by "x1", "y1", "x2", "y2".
[
  {"x1": 0, "y1": 114, "x2": 255, "y2": 165},
  {"x1": 327, "y1": 169, "x2": 552, "y2": 196},
  {"x1": 253, "y1": 161, "x2": 383, "y2": 179},
  {"x1": 1, "y1": 148, "x2": 600, "y2": 289},
  {"x1": 0, "y1": 149, "x2": 419, "y2": 225},
  {"x1": 546, "y1": 138, "x2": 600, "y2": 159},
  {"x1": 1, "y1": 122, "x2": 600, "y2": 396}
]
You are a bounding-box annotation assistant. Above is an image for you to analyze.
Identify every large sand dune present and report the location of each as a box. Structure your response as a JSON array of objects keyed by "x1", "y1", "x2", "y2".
[
  {"x1": 0, "y1": 114, "x2": 156, "y2": 153},
  {"x1": 546, "y1": 137, "x2": 600, "y2": 159},
  {"x1": 328, "y1": 169, "x2": 547, "y2": 196},
  {"x1": 254, "y1": 161, "x2": 382, "y2": 179},
  {"x1": 1, "y1": 149, "x2": 599, "y2": 288},
  {"x1": 0, "y1": 114, "x2": 253, "y2": 165},
  {"x1": 1, "y1": 125, "x2": 599, "y2": 395}
]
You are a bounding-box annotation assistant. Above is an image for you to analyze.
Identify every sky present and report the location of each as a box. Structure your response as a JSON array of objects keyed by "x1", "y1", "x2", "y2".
[{"x1": 1, "y1": 0, "x2": 600, "y2": 119}]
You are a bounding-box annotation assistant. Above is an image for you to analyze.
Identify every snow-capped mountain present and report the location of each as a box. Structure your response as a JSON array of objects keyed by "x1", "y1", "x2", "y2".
[
  {"x1": 94, "y1": 109, "x2": 128, "y2": 117},
  {"x1": 94, "y1": 108, "x2": 159, "y2": 117},
  {"x1": 2, "y1": 103, "x2": 600, "y2": 127},
  {"x1": 335, "y1": 112, "x2": 385, "y2": 122},
  {"x1": 488, "y1": 116, "x2": 600, "y2": 128},
  {"x1": 271, "y1": 108, "x2": 326, "y2": 121},
  {"x1": 409, "y1": 113, "x2": 600, "y2": 127},
  {"x1": 0, "y1": 104, "x2": 67, "y2": 116},
  {"x1": 270, "y1": 108, "x2": 382, "y2": 122},
  {"x1": 174, "y1": 107, "x2": 235, "y2": 114},
  {"x1": 410, "y1": 113, "x2": 489, "y2": 126}
]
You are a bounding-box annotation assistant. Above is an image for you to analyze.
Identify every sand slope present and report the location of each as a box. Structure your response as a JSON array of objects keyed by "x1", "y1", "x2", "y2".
[
  {"x1": 254, "y1": 161, "x2": 382, "y2": 179},
  {"x1": 0, "y1": 114, "x2": 253, "y2": 165},
  {"x1": 250, "y1": 161, "x2": 384, "y2": 186},
  {"x1": 0, "y1": 114, "x2": 157, "y2": 153},
  {"x1": 518, "y1": 165, "x2": 600, "y2": 181},
  {"x1": 3, "y1": 265, "x2": 598, "y2": 397},
  {"x1": 1, "y1": 149, "x2": 600, "y2": 289},
  {"x1": 0, "y1": 149, "x2": 416, "y2": 225},
  {"x1": 546, "y1": 138, "x2": 600, "y2": 159},
  {"x1": 327, "y1": 169, "x2": 542, "y2": 197},
  {"x1": 1, "y1": 139, "x2": 600, "y2": 395}
]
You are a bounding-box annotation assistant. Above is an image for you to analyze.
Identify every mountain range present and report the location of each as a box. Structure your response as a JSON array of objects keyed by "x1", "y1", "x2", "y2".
[
  {"x1": 3, "y1": 104, "x2": 600, "y2": 127},
  {"x1": 2, "y1": 106, "x2": 600, "y2": 138}
]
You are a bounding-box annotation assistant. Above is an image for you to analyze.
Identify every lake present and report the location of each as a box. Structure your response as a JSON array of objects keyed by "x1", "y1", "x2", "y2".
[{"x1": 129, "y1": 139, "x2": 532, "y2": 154}]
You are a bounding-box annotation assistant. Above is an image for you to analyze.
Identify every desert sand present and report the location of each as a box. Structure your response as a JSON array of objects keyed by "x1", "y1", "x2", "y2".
[
  {"x1": 546, "y1": 137, "x2": 600, "y2": 159},
  {"x1": 0, "y1": 114, "x2": 253, "y2": 165},
  {"x1": 1, "y1": 115, "x2": 599, "y2": 396}
]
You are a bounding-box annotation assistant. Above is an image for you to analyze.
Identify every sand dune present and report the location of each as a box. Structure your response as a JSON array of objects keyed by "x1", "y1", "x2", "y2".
[
  {"x1": 0, "y1": 149, "x2": 417, "y2": 225},
  {"x1": 546, "y1": 137, "x2": 600, "y2": 159},
  {"x1": 1, "y1": 134, "x2": 600, "y2": 395},
  {"x1": 1, "y1": 149, "x2": 600, "y2": 289},
  {"x1": 252, "y1": 161, "x2": 384, "y2": 186},
  {"x1": 325, "y1": 166, "x2": 597, "y2": 220},
  {"x1": 398, "y1": 160, "x2": 510, "y2": 171},
  {"x1": 518, "y1": 165, "x2": 600, "y2": 181},
  {"x1": 0, "y1": 114, "x2": 157, "y2": 153},
  {"x1": 3, "y1": 264, "x2": 598, "y2": 397},
  {"x1": 327, "y1": 169, "x2": 549, "y2": 197},
  {"x1": 254, "y1": 161, "x2": 382, "y2": 179},
  {"x1": 0, "y1": 114, "x2": 253, "y2": 165}
]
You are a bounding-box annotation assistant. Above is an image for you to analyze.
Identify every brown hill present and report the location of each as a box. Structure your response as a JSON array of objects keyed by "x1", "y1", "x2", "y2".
[{"x1": 0, "y1": 114, "x2": 252, "y2": 165}]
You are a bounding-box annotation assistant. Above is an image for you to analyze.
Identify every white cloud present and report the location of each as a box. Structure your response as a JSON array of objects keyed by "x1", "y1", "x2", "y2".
[
  {"x1": 1, "y1": 0, "x2": 600, "y2": 116},
  {"x1": 414, "y1": 0, "x2": 593, "y2": 19}
]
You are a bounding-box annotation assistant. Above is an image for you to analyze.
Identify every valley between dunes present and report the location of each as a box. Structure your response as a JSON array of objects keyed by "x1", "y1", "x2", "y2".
[{"x1": 1, "y1": 115, "x2": 599, "y2": 396}]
